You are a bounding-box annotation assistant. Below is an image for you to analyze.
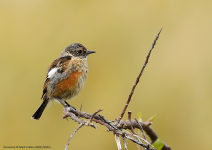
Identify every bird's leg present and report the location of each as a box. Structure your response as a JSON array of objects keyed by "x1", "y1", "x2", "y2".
[
  {"x1": 64, "y1": 101, "x2": 71, "y2": 107},
  {"x1": 65, "y1": 101, "x2": 76, "y2": 110},
  {"x1": 56, "y1": 98, "x2": 66, "y2": 107},
  {"x1": 56, "y1": 98, "x2": 76, "y2": 111}
]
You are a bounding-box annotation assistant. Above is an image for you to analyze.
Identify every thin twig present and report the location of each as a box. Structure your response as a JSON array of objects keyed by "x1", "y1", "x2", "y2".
[
  {"x1": 125, "y1": 131, "x2": 152, "y2": 146},
  {"x1": 65, "y1": 123, "x2": 84, "y2": 150},
  {"x1": 99, "y1": 114, "x2": 119, "y2": 130},
  {"x1": 124, "y1": 134, "x2": 152, "y2": 149},
  {"x1": 117, "y1": 28, "x2": 163, "y2": 123},
  {"x1": 78, "y1": 103, "x2": 83, "y2": 118},
  {"x1": 135, "y1": 118, "x2": 147, "y2": 140},
  {"x1": 89, "y1": 108, "x2": 103, "y2": 124},
  {"x1": 122, "y1": 135, "x2": 128, "y2": 150}
]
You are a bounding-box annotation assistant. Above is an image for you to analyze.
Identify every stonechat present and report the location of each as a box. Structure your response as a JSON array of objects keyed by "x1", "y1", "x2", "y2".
[{"x1": 32, "y1": 43, "x2": 95, "y2": 120}]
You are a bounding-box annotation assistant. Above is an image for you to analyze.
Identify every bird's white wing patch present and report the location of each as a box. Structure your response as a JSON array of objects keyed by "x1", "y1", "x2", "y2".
[{"x1": 48, "y1": 68, "x2": 57, "y2": 78}]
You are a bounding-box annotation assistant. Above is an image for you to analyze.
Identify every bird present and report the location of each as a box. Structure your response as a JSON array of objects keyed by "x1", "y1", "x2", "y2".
[{"x1": 32, "y1": 43, "x2": 95, "y2": 120}]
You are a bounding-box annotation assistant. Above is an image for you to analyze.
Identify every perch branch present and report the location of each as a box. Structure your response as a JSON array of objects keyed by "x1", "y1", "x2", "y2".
[
  {"x1": 64, "y1": 108, "x2": 156, "y2": 150},
  {"x1": 63, "y1": 28, "x2": 171, "y2": 150},
  {"x1": 64, "y1": 106, "x2": 171, "y2": 150}
]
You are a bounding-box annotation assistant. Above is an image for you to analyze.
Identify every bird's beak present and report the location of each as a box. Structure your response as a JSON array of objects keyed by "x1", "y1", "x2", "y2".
[{"x1": 87, "y1": 50, "x2": 96, "y2": 55}]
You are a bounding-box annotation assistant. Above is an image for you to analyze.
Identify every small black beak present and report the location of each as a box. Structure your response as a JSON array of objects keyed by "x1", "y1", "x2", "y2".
[{"x1": 87, "y1": 50, "x2": 96, "y2": 55}]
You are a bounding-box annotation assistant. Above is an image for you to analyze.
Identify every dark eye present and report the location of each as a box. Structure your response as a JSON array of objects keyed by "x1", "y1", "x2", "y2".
[{"x1": 77, "y1": 50, "x2": 82, "y2": 54}]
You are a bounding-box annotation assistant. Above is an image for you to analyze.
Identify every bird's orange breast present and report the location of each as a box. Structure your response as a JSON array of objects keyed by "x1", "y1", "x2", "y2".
[{"x1": 52, "y1": 71, "x2": 82, "y2": 98}]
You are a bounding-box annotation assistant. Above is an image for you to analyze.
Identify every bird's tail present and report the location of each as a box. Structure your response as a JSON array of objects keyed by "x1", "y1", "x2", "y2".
[{"x1": 32, "y1": 98, "x2": 49, "y2": 120}]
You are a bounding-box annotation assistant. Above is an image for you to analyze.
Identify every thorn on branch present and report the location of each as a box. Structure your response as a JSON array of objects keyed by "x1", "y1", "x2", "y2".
[
  {"x1": 128, "y1": 111, "x2": 137, "y2": 135},
  {"x1": 78, "y1": 103, "x2": 83, "y2": 118}
]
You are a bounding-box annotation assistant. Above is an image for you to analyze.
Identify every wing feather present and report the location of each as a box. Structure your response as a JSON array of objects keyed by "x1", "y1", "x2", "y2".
[{"x1": 41, "y1": 56, "x2": 72, "y2": 100}]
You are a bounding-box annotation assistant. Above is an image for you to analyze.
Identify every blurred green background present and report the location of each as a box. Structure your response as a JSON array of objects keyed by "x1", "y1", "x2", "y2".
[{"x1": 1, "y1": 0, "x2": 212, "y2": 149}]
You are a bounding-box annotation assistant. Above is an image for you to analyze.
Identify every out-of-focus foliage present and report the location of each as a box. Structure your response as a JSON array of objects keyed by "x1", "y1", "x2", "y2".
[
  {"x1": 0, "y1": 1, "x2": 212, "y2": 150},
  {"x1": 152, "y1": 138, "x2": 164, "y2": 150},
  {"x1": 147, "y1": 114, "x2": 157, "y2": 123}
]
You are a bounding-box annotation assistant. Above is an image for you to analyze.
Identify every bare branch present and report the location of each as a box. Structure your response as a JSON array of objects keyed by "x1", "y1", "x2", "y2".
[
  {"x1": 65, "y1": 123, "x2": 84, "y2": 150},
  {"x1": 63, "y1": 107, "x2": 157, "y2": 150},
  {"x1": 63, "y1": 108, "x2": 97, "y2": 129},
  {"x1": 125, "y1": 131, "x2": 152, "y2": 147},
  {"x1": 124, "y1": 134, "x2": 154, "y2": 149},
  {"x1": 117, "y1": 28, "x2": 163, "y2": 123},
  {"x1": 117, "y1": 120, "x2": 171, "y2": 150}
]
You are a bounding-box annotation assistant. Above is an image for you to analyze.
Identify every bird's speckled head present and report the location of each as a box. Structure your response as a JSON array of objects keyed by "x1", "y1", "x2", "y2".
[{"x1": 60, "y1": 43, "x2": 95, "y2": 59}]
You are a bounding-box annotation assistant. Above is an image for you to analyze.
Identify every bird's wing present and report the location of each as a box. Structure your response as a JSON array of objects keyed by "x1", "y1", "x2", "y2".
[{"x1": 41, "y1": 56, "x2": 72, "y2": 99}]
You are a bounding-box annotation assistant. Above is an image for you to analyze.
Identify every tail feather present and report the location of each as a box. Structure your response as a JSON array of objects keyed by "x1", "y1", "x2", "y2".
[{"x1": 32, "y1": 98, "x2": 49, "y2": 120}]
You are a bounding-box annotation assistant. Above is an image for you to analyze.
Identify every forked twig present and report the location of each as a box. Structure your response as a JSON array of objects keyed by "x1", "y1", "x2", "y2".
[
  {"x1": 89, "y1": 108, "x2": 103, "y2": 124},
  {"x1": 117, "y1": 28, "x2": 163, "y2": 123}
]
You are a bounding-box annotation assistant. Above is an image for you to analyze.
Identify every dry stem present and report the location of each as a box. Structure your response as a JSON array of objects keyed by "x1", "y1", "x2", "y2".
[{"x1": 117, "y1": 28, "x2": 163, "y2": 123}]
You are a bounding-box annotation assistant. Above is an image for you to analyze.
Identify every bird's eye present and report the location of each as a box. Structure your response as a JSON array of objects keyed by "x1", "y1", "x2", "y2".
[{"x1": 77, "y1": 50, "x2": 82, "y2": 54}]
